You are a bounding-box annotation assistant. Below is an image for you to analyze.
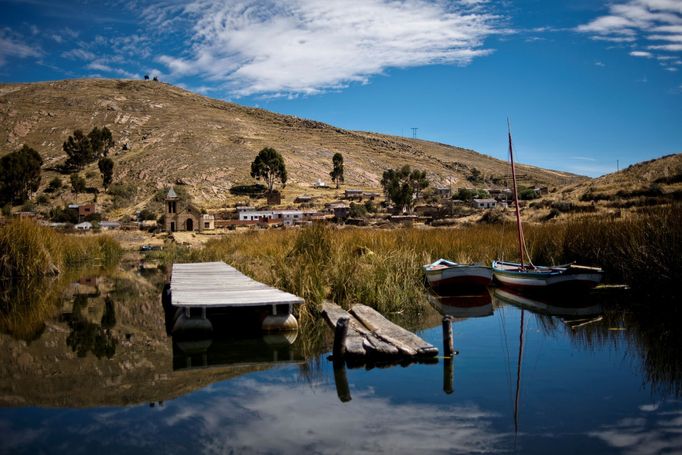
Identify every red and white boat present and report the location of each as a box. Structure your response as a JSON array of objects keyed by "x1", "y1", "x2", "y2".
[
  {"x1": 492, "y1": 121, "x2": 604, "y2": 292},
  {"x1": 492, "y1": 261, "x2": 604, "y2": 292},
  {"x1": 423, "y1": 259, "x2": 493, "y2": 290}
]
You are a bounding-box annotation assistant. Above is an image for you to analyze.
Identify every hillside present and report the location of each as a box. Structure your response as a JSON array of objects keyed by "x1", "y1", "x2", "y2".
[
  {"x1": 561, "y1": 153, "x2": 682, "y2": 207},
  {"x1": 1, "y1": 78, "x2": 583, "y2": 210}
]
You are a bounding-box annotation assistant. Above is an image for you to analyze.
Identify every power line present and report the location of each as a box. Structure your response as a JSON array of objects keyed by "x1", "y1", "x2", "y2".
[{"x1": 411, "y1": 127, "x2": 418, "y2": 139}]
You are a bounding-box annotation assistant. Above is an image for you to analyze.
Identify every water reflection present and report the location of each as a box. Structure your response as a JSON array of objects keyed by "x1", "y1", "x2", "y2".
[
  {"x1": 172, "y1": 332, "x2": 304, "y2": 371},
  {"x1": 491, "y1": 287, "x2": 603, "y2": 318},
  {"x1": 426, "y1": 290, "x2": 494, "y2": 319},
  {"x1": 3, "y1": 263, "x2": 682, "y2": 453},
  {"x1": 63, "y1": 293, "x2": 118, "y2": 359},
  {"x1": 0, "y1": 373, "x2": 509, "y2": 454}
]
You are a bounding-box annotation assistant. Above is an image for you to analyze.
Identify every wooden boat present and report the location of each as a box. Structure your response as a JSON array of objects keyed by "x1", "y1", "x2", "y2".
[
  {"x1": 423, "y1": 258, "x2": 493, "y2": 289},
  {"x1": 492, "y1": 122, "x2": 604, "y2": 292},
  {"x1": 492, "y1": 261, "x2": 604, "y2": 292}
]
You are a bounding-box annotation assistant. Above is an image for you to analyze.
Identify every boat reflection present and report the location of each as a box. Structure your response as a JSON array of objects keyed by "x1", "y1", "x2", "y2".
[
  {"x1": 492, "y1": 287, "x2": 603, "y2": 319},
  {"x1": 426, "y1": 289, "x2": 494, "y2": 319}
]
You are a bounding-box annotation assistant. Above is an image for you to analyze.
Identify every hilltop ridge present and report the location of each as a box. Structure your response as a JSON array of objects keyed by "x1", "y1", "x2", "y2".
[{"x1": 0, "y1": 78, "x2": 583, "y2": 208}]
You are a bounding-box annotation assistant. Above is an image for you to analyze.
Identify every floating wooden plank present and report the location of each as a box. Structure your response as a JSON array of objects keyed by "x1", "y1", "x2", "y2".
[
  {"x1": 171, "y1": 262, "x2": 304, "y2": 308},
  {"x1": 321, "y1": 302, "x2": 400, "y2": 357},
  {"x1": 350, "y1": 304, "x2": 439, "y2": 357},
  {"x1": 322, "y1": 302, "x2": 367, "y2": 356},
  {"x1": 321, "y1": 302, "x2": 436, "y2": 359}
]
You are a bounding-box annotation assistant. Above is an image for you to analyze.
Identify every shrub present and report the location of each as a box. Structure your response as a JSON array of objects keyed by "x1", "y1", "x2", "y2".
[
  {"x1": 109, "y1": 182, "x2": 137, "y2": 208},
  {"x1": 45, "y1": 177, "x2": 62, "y2": 193}
]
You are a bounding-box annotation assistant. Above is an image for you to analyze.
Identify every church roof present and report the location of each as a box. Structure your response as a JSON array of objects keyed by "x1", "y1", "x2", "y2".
[{"x1": 166, "y1": 187, "x2": 178, "y2": 199}]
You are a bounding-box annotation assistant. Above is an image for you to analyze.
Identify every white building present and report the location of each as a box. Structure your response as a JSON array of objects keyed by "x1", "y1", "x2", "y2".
[
  {"x1": 239, "y1": 210, "x2": 304, "y2": 226},
  {"x1": 472, "y1": 199, "x2": 497, "y2": 209}
]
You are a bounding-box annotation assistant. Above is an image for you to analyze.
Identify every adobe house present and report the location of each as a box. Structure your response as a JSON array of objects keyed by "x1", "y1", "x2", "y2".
[
  {"x1": 164, "y1": 187, "x2": 215, "y2": 232},
  {"x1": 472, "y1": 198, "x2": 497, "y2": 209}
]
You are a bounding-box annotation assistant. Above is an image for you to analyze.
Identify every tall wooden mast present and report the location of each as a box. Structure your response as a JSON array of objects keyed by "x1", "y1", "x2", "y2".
[{"x1": 508, "y1": 119, "x2": 527, "y2": 269}]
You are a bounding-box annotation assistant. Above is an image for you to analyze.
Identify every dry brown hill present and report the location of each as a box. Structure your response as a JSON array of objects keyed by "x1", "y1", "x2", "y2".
[
  {"x1": 561, "y1": 153, "x2": 682, "y2": 203},
  {"x1": 1, "y1": 78, "x2": 583, "y2": 209}
]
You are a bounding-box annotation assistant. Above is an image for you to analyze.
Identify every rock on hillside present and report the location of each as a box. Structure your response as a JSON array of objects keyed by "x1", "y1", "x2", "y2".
[{"x1": 0, "y1": 78, "x2": 584, "y2": 206}]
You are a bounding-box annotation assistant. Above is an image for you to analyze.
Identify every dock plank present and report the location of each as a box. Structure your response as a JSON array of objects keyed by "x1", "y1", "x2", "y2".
[
  {"x1": 171, "y1": 262, "x2": 304, "y2": 308},
  {"x1": 321, "y1": 302, "x2": 434, "y2": 358}
]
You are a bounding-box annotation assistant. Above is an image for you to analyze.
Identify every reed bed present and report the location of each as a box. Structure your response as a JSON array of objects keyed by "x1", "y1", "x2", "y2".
[
  {"x1": 183, "y1": 204, "x2": 680, "y2": 322},
  {"x1": 0, "y1": 218, "x2": 122, "y2": 278}
]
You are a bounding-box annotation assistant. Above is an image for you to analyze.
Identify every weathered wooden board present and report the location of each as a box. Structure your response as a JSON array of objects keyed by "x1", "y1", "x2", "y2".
[
  {"x1": 350, "y1": 304, "x2": 438, "y2": 357},
  {"x1": 321, "y1": 302, "x2": 436, "y2": 358},
  {"x1": 171, "y1": 262, "x2": 304, "y2": 308},
  {"x1": 322, "y1": 302, "x2": 367, "y2": 356}
]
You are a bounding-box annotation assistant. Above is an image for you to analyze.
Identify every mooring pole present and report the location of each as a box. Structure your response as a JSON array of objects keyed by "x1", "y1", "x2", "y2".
[
  {"x1": 333, "y1": 317, "x2": 349, "y2": 360},
  {"x1": 444, "y1": 356, "x2": 454, "y2": 395},
  {"x1": 442, "y1": 316, "x2": 454, "y2": 357},
  {"x1": 333, "y1": 361, "x2": 352, "y2": 403}
]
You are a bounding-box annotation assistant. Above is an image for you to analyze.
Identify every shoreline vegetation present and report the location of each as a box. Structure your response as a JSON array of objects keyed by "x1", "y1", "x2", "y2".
[
  {"x1": 0, "y1": 219, "x2": 123, "y2": 340},
  {"x1": 0, "y1": 218, "x2": 122, "y2": 278},
  {"x1": 159, "y1": 203, "x2": 680, "y2": 325},
  {"x1": 1, "y1": 204, "x2": 678, "y2": 332}
]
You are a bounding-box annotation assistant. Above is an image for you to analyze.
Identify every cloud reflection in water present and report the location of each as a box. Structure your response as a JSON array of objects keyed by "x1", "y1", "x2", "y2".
[
  {"x1": 589, "y1": 400, "x2": 682, "y2": 455},
  {"x1": 0, "y1": 373, "x2": 509, "y2": 454}
]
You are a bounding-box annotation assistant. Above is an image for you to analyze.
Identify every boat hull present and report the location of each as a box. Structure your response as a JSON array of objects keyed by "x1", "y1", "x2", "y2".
[
  {"x1": 492, "y1": 261, "x2": 603, "y2": 293},
  {"x1": 423, "y1": 261, "x2": 493, "y2": 289}
]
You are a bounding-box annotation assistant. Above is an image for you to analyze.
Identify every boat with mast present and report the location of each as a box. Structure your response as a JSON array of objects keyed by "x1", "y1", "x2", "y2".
[{"x1": 492, "y1": 121, "x2": 604, "y2": 292}]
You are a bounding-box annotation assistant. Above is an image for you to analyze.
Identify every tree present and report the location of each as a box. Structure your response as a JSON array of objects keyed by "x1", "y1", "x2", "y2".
[
  {"x1": 250, "y1": 147, "x2": 287, "y2": 193},
  {"x1": 330, "y1": 152, "x2": 344, "y2": 189},
  {"x1": 98, "y1": 157, "x2": 114, "y2": 189},
  {"x1": 63, "y1": 130, "x2": 93, "y2": 171},
  {"x1": 88, "y1": 127, "x2": 114, "y2": 159},
  {"x1": 63, "y1": 127, "x2": 114, "y2": 171},
  {"x1": 70, "y1": 174, "x2": 86, "y2": 193},
  {"x1": 0, "y1": 145, "x2": 43, "y2": 205},
  {"x1": 410, "y1": 168, "x2": 429, "y2": 201},
  {"x1": 380, "y1": 165, "x2": 430, "y2": 213}
]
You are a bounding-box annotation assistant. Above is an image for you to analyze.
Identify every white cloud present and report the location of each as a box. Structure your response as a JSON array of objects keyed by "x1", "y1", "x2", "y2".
[
  {"x1": 577, "y1": 0, "x2": 682, "y2": 67},
  {"x1": 630, "y1": 50, "x2": 653, "y2": 57},
  {"x1": 0, "y1": 31, "x2": 41, "y2": 66},
  {"x1": 85, "y1": 61, "x2": 139, "y2": 79},
  {"x1": 62, "y1": 48, "x2": 97, "y2": 61},
  {"x1": 153, "y1": 0, "x2": 502, "y2": 96},
  {"x1": 649, "y1": 43, "x2": 682, "y2": 50}
]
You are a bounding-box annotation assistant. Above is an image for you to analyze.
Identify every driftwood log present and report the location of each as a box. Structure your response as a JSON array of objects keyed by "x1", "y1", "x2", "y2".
[{"x1": 322, "y1": 302, "x2": 438, "y2": 359}]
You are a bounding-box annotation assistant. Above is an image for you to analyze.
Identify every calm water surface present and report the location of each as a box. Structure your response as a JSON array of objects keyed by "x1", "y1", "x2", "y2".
[{"x1": 1, "y1": 269, "x2": 681, "y2": 454}]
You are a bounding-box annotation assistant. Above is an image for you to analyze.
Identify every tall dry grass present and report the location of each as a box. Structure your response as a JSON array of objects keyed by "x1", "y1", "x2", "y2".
[
  {"x1": 178, "y1": 204, "x2": 680, "y2": 322},
  {"x1": 0, "y1": 218, "x2": 122, "y2": 278}
]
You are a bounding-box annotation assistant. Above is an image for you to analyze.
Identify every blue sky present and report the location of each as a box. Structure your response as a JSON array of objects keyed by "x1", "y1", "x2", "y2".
[{"x1": 1, "y1": 0, "x2": 681, "y2": 177}]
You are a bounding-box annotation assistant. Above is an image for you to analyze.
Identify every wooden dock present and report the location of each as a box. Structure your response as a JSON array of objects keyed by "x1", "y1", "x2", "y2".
[
  {"x1": 170, "y1": 262, "x2": 304, "y2": 334},
  {"x1": 322, "y1": 302, "x2": 438, "y2": 359}
]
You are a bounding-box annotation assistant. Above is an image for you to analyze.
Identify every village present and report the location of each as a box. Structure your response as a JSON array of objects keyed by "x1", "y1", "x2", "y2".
[{"x1": 4, "y1": 180, "x2": 551, "y2": 237}]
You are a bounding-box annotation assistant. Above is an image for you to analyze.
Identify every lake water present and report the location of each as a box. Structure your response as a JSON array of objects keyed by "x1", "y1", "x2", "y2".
[{"x1": 1, "y1": 268, "x2": 681, "y2": 454}]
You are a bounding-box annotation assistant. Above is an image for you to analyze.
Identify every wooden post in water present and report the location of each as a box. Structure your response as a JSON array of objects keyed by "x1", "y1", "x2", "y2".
[
  {"x1": 443, "y1": 356, "x2": 454, "y2": 395},
  {"x1": 333, "y1": 361, "x2": 352, "y2": 403},
  {"x1": 332, "y1": 316, "x2": 351, "y2": 402},
  {"x1": 333, "y1": 316, "x2": 349, "y2": 360},
  {"x1": 442, "y1": 316, "x2": 454, "y2": 357}
]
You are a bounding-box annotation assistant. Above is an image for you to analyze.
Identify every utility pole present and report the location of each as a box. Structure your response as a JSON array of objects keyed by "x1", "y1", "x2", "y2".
[
  {"x1": 411, "y1": 127, "x2": 418, "y2": 139},
  {"x1": 617, "y1": 160, "x2": 619, "y2": 172}
]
